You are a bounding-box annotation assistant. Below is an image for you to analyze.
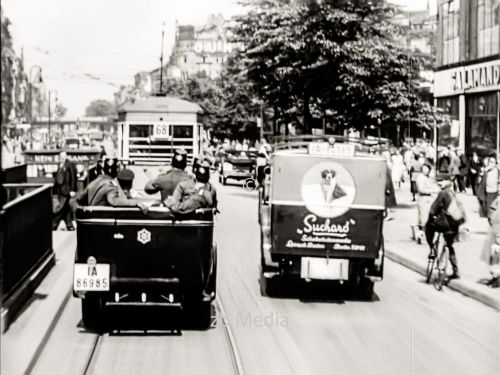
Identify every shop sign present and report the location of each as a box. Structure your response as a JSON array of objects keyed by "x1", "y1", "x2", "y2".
[
  {"x1": 434, "y1": 60, "x2": 500, "y2": 97},
  {"x1": 452, "y1": 63, "x2": 500, "y2": 92}
]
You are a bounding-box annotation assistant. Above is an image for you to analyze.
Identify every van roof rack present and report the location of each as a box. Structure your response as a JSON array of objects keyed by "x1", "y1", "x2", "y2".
[{"x1": 271, "y1": 135, "x2": 390, "y2": 152}]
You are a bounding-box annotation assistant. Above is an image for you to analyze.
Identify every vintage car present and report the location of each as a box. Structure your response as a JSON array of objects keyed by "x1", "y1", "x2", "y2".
[
  {"x1": 73, "y1": 206, "x2": 217, "y2": 330},
  {"x1": 218, "y1": 150, "x2": 258, "y2": 186},
  {"x1": 258, "y1": 136, "x2": 387, "y2": 299}
]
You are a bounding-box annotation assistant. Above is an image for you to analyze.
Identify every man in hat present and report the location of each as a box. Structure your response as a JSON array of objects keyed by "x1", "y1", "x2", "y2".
[
  {"x1": 77, "y1": 158, "x2": 147, "y2": 213},
  {"x1": 52, "y1": 151, "x2": 77, "y2": 230},
  {"x1": 145, "y1": 148, "x2": 192, "y2": 200},
  {"x1": 165, "y1": 160, "x2": 217, "y2": 214}
]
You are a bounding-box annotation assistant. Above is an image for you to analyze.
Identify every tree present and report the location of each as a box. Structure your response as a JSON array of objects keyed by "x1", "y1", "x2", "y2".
[
  {"x1": 54, "y1": 103, "x2": 67, "y2": 119},
  {"x1": 231, "y1": 0, "x2": 442, "y2": 141},
  {"x1": 85, "y1": 99, "x2": 117, "y2": 117},
  {"x1": 1, "y1": 9, "x2": 14, "y2": 125}
]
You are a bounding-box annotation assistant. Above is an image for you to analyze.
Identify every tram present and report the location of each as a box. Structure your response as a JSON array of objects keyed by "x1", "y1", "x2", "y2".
[{"x1": 117, "y1": 96, "x2": 204, "y2": 165}]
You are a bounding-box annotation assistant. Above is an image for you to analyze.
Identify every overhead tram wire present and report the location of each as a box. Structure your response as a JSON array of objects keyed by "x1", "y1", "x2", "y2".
[{"x1": 26, "y1": 45, "x2": 124, "y2": 88}]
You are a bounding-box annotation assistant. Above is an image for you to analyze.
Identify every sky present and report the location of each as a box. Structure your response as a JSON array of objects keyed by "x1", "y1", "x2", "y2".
[{"x1": 2, "y1": 0, "x2": 436, "y2": 118}]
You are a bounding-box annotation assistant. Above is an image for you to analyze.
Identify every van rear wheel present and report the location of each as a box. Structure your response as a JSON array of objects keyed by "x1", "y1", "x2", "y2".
[{"x1": 357, "y1": 278, "x2": 374, "y2": 300}]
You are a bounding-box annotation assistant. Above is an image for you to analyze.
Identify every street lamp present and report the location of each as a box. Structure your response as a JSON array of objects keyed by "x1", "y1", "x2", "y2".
[
  {"x1": 29, "y1": 65, "x2": 43, "y2": 123},
  {"x1": 47, "y1": 89, "x2": 58, "y2": 146}
]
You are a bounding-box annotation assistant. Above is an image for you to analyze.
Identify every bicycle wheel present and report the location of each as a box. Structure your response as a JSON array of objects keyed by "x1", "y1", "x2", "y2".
[
  {"x1": 426, "y1": 235, "x2": 439, "y2": 283},
  {"x1": 433, "y1": 247, "x2": 449, "y2": 291},
  {"x1": 425, "y1": 257, "x2": 435, "y2": 284}
]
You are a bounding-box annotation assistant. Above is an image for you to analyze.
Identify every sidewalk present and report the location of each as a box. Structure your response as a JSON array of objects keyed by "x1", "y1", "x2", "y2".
[
  {"x1": 384, "y1": 182, "x2": 500, "y2": 311},
  {"x1": 1, "y1": 231, "x2": 76, "y2": 375}
]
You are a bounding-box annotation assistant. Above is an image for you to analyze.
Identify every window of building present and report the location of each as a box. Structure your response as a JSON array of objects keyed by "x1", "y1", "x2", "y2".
[
  {"x1": 184, "y1": 56, "x2": 187, "y2": 63},
  {"x1": 437, "y1": 96, "x2": 460, "y2": 147},
  {"x1": 440, "y1": 0, "x2": 460, "y2": 65},
  {"x1": 477, "y1": 0, "x2": 500, "y2": 57}
]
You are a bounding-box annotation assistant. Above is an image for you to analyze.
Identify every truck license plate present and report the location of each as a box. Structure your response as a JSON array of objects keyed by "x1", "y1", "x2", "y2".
[
  {"x1": 300, "y1": 257, "x2": 349, "y2": 280},
  {"x1": 74, "y1": 264, "x2": 110, "y2": 291}
]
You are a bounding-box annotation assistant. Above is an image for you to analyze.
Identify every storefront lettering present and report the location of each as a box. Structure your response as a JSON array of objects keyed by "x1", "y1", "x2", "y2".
[{"x1": 453, "y1": 63, "x2": 500, "y2": 92}]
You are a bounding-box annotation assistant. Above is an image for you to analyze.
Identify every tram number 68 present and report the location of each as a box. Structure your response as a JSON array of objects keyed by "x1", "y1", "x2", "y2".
[{"x1": 153, "y1": 124, "x2": 169, "y2": 139}]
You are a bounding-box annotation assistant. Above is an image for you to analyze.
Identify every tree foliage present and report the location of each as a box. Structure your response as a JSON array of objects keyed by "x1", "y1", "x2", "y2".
[
  {"x1": 1, "y1": 10, "x2": 14, "y2": 125},
  {"x1": 231, "y1": 0, "x2": 441, "y2": 140},
  {"x1": 85, "y1": 99, "x2": 117, "y2": 117}
]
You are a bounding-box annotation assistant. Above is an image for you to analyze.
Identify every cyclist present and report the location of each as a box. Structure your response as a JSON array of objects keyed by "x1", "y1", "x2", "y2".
[{"x1": 424, "y1": 179, "x2": 461, "y2": 279}]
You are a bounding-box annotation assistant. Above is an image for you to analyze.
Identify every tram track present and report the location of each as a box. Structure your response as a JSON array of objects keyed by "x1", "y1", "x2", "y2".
[
  {"x1": 28, "y1": 288, "x2": 244, "y2": 375},
  {"x1": 215, "y1": 295, "x2": 245, "y2": 375}
]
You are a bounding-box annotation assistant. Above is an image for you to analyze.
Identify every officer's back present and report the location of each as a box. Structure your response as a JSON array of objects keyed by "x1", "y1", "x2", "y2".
[{"x1": 144, "y1": 149, "x2": 191, "y2": 200}]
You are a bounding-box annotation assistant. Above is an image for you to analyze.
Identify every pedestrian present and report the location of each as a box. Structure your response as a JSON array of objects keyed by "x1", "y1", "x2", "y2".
[
  {"x1": 144, "y1": 149, "x2": 191, "y2": 201},
  {"x1": 468, "y1": 152, "x2": 481, "y2": 195},
  {"x1": 165, "y1": 160, "x2": 217, "y2": 214},
  {"x1": 476, "y1": 157, "x2": 489, "y2": 217},
  {"x1": 391, "y1": 150, "x2": 406, "y2": 189},
  {"x1": 480, "y1": 197, "x2": 500, "y2": 287},
  {"x1": 449, "y1": 148, "x2": 462, "y2": 192},
  {"x1": 416, "y1": 164, "x2": 440, "y2": 238},
  {"x1": 457, "y1": 149, "x2": 469, "y2": 192},
  {"x1": 52, "y1": 151, "x2": 77, "y2": 231},
  {"x1": 410, "y1": 153, "x2": 424, "y2": 201},
  {"x1": 484, "y1": 156, "x2": 499, "y2": 220},
  {"x1": 437, "y1": 147, "x2": 451, "y2": 178},
  {"x1": 425, "y1": 180, "x2": 463, "y2": 279}
]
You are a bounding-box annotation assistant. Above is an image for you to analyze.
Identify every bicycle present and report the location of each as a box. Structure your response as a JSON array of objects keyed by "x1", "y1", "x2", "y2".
[{"x1": 425, "y1": 231, "x2": 449, "y2": 290}]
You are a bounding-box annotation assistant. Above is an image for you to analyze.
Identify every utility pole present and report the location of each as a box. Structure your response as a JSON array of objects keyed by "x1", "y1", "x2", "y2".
[
  {"x1": 29, "y1": 66, "x2": 43, "y2": 124},
  {"x1": 159, "y1": 22, "x2": 165, "y2": 94},
  {"x1": 47, "y1": 90, "x2": 57, "y2": 147}
]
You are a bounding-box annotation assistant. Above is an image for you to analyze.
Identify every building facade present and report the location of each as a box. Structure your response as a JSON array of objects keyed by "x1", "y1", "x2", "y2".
[
  {"x1": 165, "y1": 14, "x2": 235, "y2": 83},
  {"x1": 433, "y1": 0, "x2": 500, "y2": 157}
]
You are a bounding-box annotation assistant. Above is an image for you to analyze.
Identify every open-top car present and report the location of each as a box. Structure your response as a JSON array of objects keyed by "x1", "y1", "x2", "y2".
[
  {"x1": 73, "y1": 206, "x2": 217, "y2": 330},
  {"x1": 218, "y1": 149, "x2": 257, "y2": 186},
  {"x1": 259, "y1": 136, "x2": 387, "y2": 299}
]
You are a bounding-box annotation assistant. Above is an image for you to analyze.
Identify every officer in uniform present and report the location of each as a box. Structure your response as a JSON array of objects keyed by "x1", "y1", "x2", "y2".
[
  {"x1": 166, "y1": 160, "x2": 217, "y2": 214},
  {"x1": 144, "y1": 148, "x2": 192, "y2": 200},
  {"x1": 77, "y1": 158, "x2": 147, "y2": 213}
]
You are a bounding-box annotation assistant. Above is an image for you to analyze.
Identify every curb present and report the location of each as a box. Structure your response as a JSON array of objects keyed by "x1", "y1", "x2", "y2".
[{"x1": 385, "y1": 246, "x2": 500, "y2": 312}]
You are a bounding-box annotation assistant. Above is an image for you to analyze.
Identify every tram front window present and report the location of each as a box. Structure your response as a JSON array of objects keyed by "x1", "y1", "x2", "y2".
[
  {"x1": 129, "y1": 124, "x2": 153, "y2": 138},
  {"x1": 172, "y1": 125, "x2": 193, "y2": 138}
]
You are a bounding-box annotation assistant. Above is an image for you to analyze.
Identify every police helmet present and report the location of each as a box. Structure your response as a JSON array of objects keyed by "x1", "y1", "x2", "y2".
[
  {"x1": 117, "y1": 169, "x2": 135, "y2": 190},
  {"x1": 171, "y1": 148, "x2": 188, "y2": 169},
  {"x1": 103, "y1": 158, "x2": 118, "y2": 178},
  {"x1": 195, "y1": 160, "x2": 211, "y2": 183}
]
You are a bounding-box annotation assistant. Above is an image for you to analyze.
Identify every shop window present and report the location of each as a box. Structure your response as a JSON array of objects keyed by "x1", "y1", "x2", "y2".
[
  {"x1": 440, "y1": 0, "x2": 460, "y2": 65},
  {"x1": 466, "y1": 93, "x2": 498, "y2": 158},
  {"x1": 437, "y1": 97, "x2": 460, "y2": 147},
  {"x1": 478, "y1": 0, "x2": 500, "y2": 57}
]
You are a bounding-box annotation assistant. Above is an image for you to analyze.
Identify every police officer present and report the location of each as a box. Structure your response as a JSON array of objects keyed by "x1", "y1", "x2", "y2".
[
  {"x1": 166, "y1": 160, "x2": 217, "y2": 214},
  {"x1": 144, "y1": 149, "x2": 192, "y2": 200},
  {"x1": 77, "y1": 158, "x2": 147, "y2": 213}
]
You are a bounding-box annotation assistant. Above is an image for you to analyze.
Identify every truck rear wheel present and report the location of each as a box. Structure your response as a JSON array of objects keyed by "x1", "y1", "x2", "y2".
[
  {"x1": 184, "y1": 301, "x2": 212, "y2": 329},
  {"x1": 260, "y1": 267, "x2": 282, "y2": 297},
  {"x1": 81, "y1": 295, "x2": 103, "y2": 331}
]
